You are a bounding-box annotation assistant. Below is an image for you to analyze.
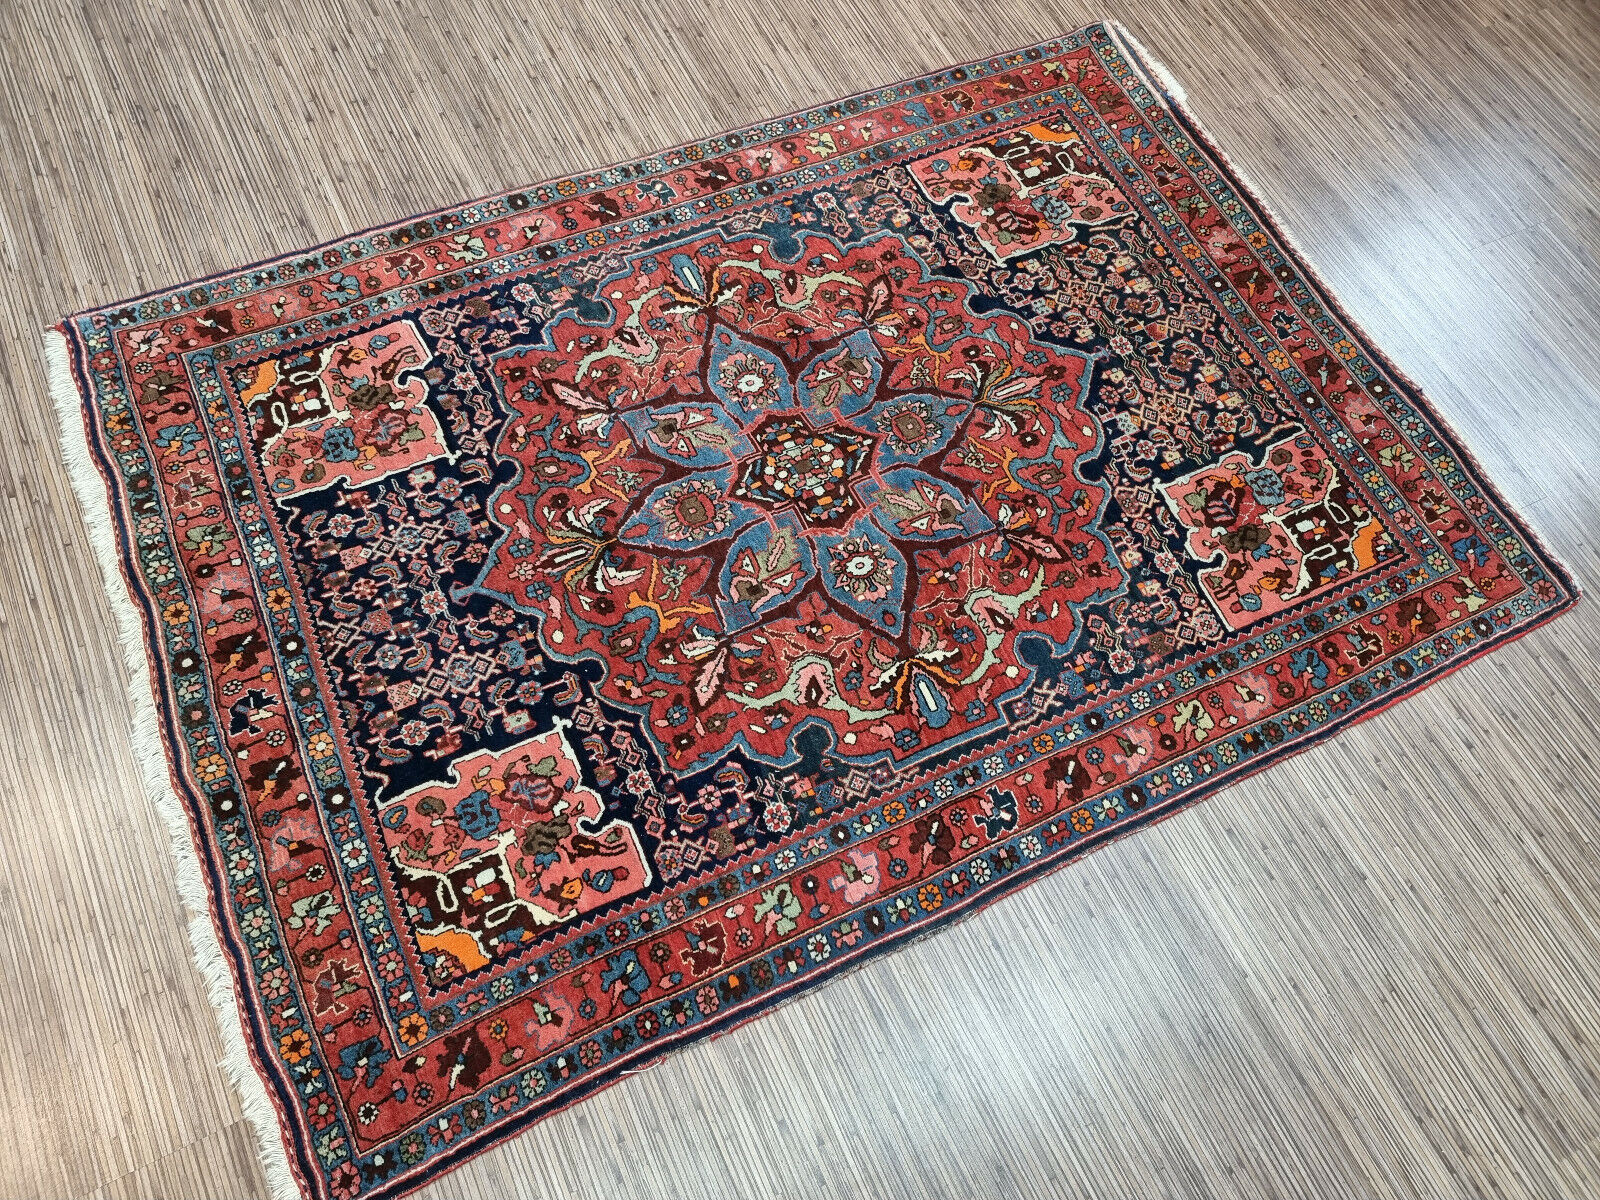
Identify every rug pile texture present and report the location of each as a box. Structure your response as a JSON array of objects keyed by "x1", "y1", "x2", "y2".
[{"x1": 48, "y1": 22, "x2": 1576, "y2": 1200}]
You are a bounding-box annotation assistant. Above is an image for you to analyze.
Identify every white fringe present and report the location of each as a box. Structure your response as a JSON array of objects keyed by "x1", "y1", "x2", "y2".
[
  {"x1": 1104, "y1": 20, "x2": 1189, "y2": 107},
  {"x1": 45, "y1": 327, "x2": 305, "y2": 1200}
]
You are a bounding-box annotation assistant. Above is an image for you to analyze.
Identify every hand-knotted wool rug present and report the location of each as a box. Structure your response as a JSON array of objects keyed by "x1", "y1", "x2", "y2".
[{"x1": 47, "y1": 21, "x2": 1578, "y2": 1200}]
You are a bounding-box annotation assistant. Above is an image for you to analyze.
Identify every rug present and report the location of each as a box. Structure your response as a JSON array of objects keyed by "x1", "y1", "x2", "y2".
[{"x1": 47, "y1": 22, "x2": 1577, "y2": 1200}]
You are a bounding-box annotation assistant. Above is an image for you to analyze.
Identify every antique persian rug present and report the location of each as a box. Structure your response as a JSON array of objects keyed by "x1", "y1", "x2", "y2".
[{"x1": 48, "y1": 22, "x2": 1576, "y2": 1200}]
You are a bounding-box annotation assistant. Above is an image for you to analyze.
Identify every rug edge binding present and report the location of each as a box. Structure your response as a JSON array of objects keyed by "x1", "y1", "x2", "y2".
[{"x1": 44, "y1": 325, "x2": 307, "y2": 1200}]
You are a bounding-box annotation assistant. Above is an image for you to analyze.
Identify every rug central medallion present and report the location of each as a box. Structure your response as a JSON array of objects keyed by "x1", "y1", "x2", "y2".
[
  {"x1": 732, "y1": 413, "x2": 873, "y2": 527},
  {"x1": 478, "y1": 231, "x2": 1114, "y2": 771}
]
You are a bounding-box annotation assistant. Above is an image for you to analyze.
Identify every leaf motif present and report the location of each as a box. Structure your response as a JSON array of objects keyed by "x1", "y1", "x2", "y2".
[
  {"x1": 693, "y1": 646, "x2": 730, "y2": 708},
  {"x1": 1007, "y1": 530, "x2": 1066, "y2": 560},
  {"x1": 862, "y1": 274, "x2": 893, "y2": 323},
  {"x1": 549, "y1": 379, "x2": 605, "y2": 412}
]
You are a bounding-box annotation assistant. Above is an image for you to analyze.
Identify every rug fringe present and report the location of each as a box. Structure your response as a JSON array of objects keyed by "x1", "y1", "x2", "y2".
[
  {"x1": 1103, "y1": 20, "x2": 1188, "y2": 106},
  {"x1": 44, "y1": 327, "x2": 306, "y2": 1200}
]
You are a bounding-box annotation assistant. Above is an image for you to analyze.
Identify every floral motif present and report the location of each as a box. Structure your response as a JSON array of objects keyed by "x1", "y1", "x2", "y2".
[
  {"x1": 827, "y1": 534, "x2": 897, "y2": 602},
  {"x1": 715, "y1": 350, "x2": 781, "y2": 408},
  {"x1": 651, "y1": 477, "x2": 738, "y2": 542}
]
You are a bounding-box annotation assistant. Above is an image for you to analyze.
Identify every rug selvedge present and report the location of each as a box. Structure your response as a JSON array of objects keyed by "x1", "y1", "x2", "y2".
[{"x1": 51, "y1": 22, "x2": 1578, "y2": 1200}]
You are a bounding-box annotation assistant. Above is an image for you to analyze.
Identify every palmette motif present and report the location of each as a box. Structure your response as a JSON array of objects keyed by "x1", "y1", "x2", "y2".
[{"x1": 54, "y1": 24, "x2": 1575, "y2": 1200}]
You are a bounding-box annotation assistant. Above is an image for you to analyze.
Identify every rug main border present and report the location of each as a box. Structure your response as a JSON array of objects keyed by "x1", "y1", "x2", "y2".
[
  {"x1": 46, "y1": 325, "x2": 305, "y2": 1200},
  {"x1": 44, "y1": 21, "x2": 1581, "y2": 1200}
]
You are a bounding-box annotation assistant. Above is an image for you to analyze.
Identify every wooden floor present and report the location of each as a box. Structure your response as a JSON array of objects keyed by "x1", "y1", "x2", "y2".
[{"x1": 2, "y1": 1, "x2": 1599, "y2": 1197}]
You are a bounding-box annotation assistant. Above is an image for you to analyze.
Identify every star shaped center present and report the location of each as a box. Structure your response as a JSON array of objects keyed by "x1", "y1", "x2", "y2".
[{"x1": 731, "y1": 413, "x2": 875, "y2": 528}]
